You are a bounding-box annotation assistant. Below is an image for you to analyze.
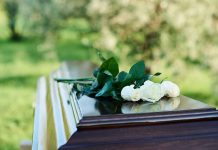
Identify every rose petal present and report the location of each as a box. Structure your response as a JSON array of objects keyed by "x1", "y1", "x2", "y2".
[
  {"x1": 161, "y1": 81, "x2": 180, "y2": 97},
  {"x1": 140, "y1": 82, "x2": 164, "y2": 103}
]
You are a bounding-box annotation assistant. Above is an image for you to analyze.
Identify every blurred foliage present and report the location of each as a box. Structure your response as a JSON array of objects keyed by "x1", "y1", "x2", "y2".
[
  {"x1": 3, "y1": 0, "x2": 21, "y2": 40},
  {"x1": 1, "y1": 0, "x2": 218, "y2": 149},
  {"x1": 22, "y1": 0, "x2": 218, "y2": 98},
  {"x1": 19, "y1": 0, "x2": 218, "y2": 74}
]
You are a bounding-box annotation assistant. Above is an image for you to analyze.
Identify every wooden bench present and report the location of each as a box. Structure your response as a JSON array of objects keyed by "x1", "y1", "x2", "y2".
[{"x1": 32, "y1": 61, "x2": 218, "y2": 150}]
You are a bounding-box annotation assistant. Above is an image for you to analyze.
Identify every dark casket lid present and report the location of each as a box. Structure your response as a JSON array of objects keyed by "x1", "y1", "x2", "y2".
[
  {"x1": 75, "y1": 94, "x2": 216, "y2": 129},
  {"x1": 78, "y1": 95, "x2": 213, "y2": 117}
]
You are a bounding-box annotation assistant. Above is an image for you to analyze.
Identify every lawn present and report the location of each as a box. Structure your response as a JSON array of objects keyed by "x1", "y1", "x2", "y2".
[{"x1": 0, "y1": 36, "x2": 91, "y2": 149}]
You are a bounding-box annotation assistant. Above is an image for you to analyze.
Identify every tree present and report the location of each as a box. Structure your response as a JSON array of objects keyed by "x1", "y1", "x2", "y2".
[{"x1": 4, "y1": 0, "x2": 21, "y2": 40}]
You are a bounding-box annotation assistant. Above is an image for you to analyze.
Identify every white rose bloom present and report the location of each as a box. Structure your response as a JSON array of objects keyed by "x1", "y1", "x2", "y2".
[
  {"x1": 121, "y1": 85, "x2": 134, "y2": 101},
  {"x1": 143, "y1": 80, "x2": 154, "y2": 86},
  {"x1": 161, "y1": 81, "x2": 180, "y2": 97},
  {"x1": 140, "y1": 82, "x2": 165, "y2": 103},
  {"x1": 130, "y1": 88, "x2": 141, "y2": 101},
  {"x1": 121, "y1": 85, "x2": 140, "y2": 101}
]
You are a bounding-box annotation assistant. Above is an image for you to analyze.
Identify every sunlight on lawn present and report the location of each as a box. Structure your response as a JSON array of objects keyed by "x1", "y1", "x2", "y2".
[
  {"x1": 0, "y1": 87, "x2": 34, "y2": 150},
  {"x1": 0, "y1": 37, "x2": 89, "y2": 149}
]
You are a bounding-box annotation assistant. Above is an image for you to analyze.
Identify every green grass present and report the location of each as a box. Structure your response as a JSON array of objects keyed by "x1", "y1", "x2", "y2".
[
  {"x1": 0, "y1": 37, "x2": 91, "y2": 149},
  {"x1": 178, "y1": 68, "x2": 218, "y2": 105}
]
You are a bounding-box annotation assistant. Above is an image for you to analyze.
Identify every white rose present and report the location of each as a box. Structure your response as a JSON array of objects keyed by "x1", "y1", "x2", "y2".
[
  {"x1": 121, "y1": 85, "x2": 140, "y2": 101},
  {"x1": 121, "y1": 85, "x2": 134, "y2": 101},
  {"x1": 161, "y1": 81, "x2": 180, "y2": 97},
  {"x1": 130, "y1": 88, "x2": 141, "y2": 101},
  {"x1": 140, "y1": 82, "x2": 165, "y2": 103},
  {"x1": 143, "y1": 80, "x2": 154, "y2": 86}
]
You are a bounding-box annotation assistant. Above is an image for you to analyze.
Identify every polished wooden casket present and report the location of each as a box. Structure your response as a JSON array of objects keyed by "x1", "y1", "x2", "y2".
[{"x1": 32, "y1": 61, "x2": 218, "y2": 150}]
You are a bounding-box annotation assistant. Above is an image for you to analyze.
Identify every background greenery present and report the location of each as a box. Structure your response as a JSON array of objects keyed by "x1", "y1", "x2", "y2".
[{"x1": 0, "y1": 0, "x2": 218, "y2": 149}]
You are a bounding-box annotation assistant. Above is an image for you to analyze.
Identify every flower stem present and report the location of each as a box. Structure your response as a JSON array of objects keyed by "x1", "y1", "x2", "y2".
[{"x1": 54, "y1": 77, "x2": 95, "y2": 83}]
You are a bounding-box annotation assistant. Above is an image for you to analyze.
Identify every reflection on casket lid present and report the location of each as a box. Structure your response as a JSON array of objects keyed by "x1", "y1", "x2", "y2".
[
  {"x1": 121, "y1": 97, "x2": 180, "y2": 114},
  {"x1": 77, "y1": 95, "x2": 212, "y2": 117}
]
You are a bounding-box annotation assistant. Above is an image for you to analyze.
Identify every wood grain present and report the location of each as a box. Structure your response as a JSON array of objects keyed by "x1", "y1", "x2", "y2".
[{"x1": 60, "y1": 120, "x2": 218, "y2": 150}]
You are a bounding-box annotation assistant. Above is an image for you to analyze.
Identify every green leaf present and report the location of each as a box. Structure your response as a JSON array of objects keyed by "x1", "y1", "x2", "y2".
[
  {"x1": 97, "y1": 71, "x2": 113, "y2": 86},
  {"x1": 103, "y1": 70, "x2": 113, "y2": 76},
  {"x1": 129, "y1": 60, "x2": 145, "y2": 80},
  {"x1": 96, "y1": 80, "x2": 113, "y2": 97},
  {"x1": 153, "y1": 72, "x2": 161, "y2": 76},
  {"x1": 93, "y1": 68, "x2": 100, "y2": 77},
  {"x1": 135, "y1": 75, "x2": 150, "y2": 88},
  {"x1": 117, "y1": 71, "x2": 128, "y2": 82},
  {"x1": 114, "y1": 71, "x2": 133, "y2": 88},
  {"x1": 160, "y1": 77, "x2": 168, "y2": 83},
  {"x1": 100, "y1": 57, "x2": 119, "y2": 77},
  {"x1": 110, "y1": 90, "x2": 121, "y2": 101},
  {"x1": 120, "y1": 73, "x2": 133, "y2": 87},
  {"x1": 149, "y1": 72, "x2": 162, "y2": 80},
  {"x1": 90, "y1": 80, "x2": 99, "y2": 90}
]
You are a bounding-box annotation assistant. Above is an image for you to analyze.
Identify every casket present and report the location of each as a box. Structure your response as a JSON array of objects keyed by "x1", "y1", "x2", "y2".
[{"x1": 32, "y1": 61, "x2": 218, "y2": 150}]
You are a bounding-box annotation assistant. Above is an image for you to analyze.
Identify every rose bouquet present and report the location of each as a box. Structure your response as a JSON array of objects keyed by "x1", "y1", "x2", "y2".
[{"x1": 55, "y1": 55, "x2": 180, "y2": 103}]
